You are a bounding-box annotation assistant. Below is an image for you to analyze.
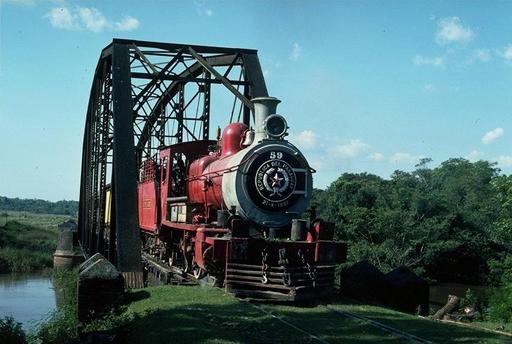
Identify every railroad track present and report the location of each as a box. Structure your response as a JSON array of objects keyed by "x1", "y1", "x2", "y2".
[
  {"x1": 245, "y1": 301, "x2": 433, "y2": 344},
  {"x1": 241, "y1": 300, "x2": 433, "y2": 344},
  {"x1": 142, "y1": 253, "x2": 433, "y2": 343},
  {"x1": 324, "y1": 305, "x2": 432, "y2": 343}
]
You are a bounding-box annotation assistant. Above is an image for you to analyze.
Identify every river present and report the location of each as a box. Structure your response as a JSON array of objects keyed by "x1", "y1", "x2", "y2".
[{"x1": 0, "y1": 273, "x2": 56, "y2": 331}]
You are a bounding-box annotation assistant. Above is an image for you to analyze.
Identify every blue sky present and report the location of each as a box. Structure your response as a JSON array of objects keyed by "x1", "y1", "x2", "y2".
[{"x1": 1, "y1": 0, "x2": 512, "y2": 201}]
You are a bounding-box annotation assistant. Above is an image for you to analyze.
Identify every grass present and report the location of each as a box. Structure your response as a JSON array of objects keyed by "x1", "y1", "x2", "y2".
[
  {"x1": 0, "y1": 211, "x2": 73, "y2": 273},
  {"x1": 471, "y1": 320, "x2": 512, "y2": 334},
  {"x1": 324, "y1": 300, "x2": 511, "y2": 343},
  {"x1": 3, "y1": 210, "x2": 509, "y2": 342},
  {"x1": 30, "y1": 269, "x2": 78, "y2": 344},
  {"x1": 73, "y1": 285, "x2": 510, "y2": 344}
]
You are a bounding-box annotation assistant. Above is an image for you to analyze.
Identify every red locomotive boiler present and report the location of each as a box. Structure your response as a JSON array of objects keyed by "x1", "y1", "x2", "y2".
[{"x1": 138, "y1": 97, "x2": 346, "y2": 300}]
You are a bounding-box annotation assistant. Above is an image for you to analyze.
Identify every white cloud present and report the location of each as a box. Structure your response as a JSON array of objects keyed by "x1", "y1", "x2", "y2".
[
  {"x1": 193, "y1": 0, "x2": 214, "y2": 17},
  {"x1": 482, "y1": 127, "x2": 504, "y2": 144},
  {"x1": 436, "y1": 17, "x2": 473, "y2": 45},
  {"x1": 498, "y1": 156, "x2": 512, "y2": 167},
  {"x1": 466, "y1": 150, "x2": 482, "y2": 162},
  {"x1": 289, "y1": 130, "x2": 317, "y2": 150},
  {"x1": 331, "y1": 139, "x2": 368, "y2": 158},
  {"x1": 497, "y1": 45, "x2": 512, "y2": 61},
  {"x1": 369, "y1": 152, "x2": 384, "y2": 161},
  {"x1": 45, "y1": 7, "x2": 79, "y2": 30},
  {"x1": 506, "y1": 47, "x2": 512, "y2": 60},
  {"x1": 45, "y1": 7, "x2": 139, "y2": 32},
  {"x1": 77, "y1": 7, "x2": 108, "y2": 32},
  {"x1": 115, "y1": 16, "x2": 139, "y2": 31},
  {"x1": 469, "y1": 49, "x2": 491, "y2": 63},
  {"x1": 290, "y1": 43, "x2": 301, "y2": 61},
  {"x1": 390, "y1": 152, "x2": 423, "y2": 164},
  {"x1": 412, "y1": 55, "x2": 444, "y2": 67},
  {"x1": 505, "y1": 46, "x2": 512, "y2": 60}
]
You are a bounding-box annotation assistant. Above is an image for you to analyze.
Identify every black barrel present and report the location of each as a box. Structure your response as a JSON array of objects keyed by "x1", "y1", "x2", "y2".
[
  {"x1": 290, "y1": 219, "x2": 307, "y2": 241},
  {"x1": 217, "y1": 210, "x2": 229, "y2": 227}
]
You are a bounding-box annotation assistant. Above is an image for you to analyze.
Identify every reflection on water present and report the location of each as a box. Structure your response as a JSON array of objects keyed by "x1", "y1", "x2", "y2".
[{"x1": 0, "y1": 273, "x2": 56, "y2": 331}]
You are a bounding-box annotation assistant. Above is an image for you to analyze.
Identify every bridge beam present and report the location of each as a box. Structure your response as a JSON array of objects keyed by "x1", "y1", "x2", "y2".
[{"x1": 111, "y1": 43, "x2": 143, "y2": 288}]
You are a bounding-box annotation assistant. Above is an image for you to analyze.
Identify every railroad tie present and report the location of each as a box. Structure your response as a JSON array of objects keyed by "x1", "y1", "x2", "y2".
[
  {"x1": 244, "y1": 300, "x2": 331, "y2": 344},
  {"x1": 325, "y1": 306, "x2": 432, "y2": 344}
]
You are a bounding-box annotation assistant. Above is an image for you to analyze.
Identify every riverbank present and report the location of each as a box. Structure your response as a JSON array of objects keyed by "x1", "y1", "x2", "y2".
[
  {"x1": 78, "y1": 285, "x2": 512, "y2": 343},
  {"x1": 30, "y1": 272, "x2": 512, "y2": 344},
  {"x1": 0, "y1": 211, "x2": 72, "y2": 273}
]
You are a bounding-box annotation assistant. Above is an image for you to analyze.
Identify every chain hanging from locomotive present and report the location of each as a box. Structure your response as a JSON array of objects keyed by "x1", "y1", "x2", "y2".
[{"x1": 138, "y1": 97, "x2": 346, "y2": 300}]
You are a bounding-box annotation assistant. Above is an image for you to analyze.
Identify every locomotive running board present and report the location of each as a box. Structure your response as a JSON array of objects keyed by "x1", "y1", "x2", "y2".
[{"x1": 225, "y1": 263, "x2": 336, "y2": 302}]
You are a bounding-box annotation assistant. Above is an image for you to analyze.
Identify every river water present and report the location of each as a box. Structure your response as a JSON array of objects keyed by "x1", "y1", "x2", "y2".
[{"x1": 0, "y1": 273, "x2": 56, "y2": 331}]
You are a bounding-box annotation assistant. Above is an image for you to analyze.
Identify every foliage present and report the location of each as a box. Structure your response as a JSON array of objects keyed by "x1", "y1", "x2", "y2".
[
  {"x1": 0, "y1": 316, "x2": 27, "y2": 344},
  {"x1": 0, "y1": 219, "x2": 58, "y2": 273},
  {"x1": 486, "y1": 255, "x2": 512, "y2": 323},
  {"x1": 488, "y1": 284, "x2": 512, "y2": 323},
  {"x1": 0, "y1": 196, "x2": 78, "y2": 216},
  {"x1": 32, "y1": 270, "x2": 78, "y2": 344},
  {"x1": 488, "y1": 255, "x2": 512, "y2": 287},
  {"x1": 313, "y1": 158, "x2": 512, "y2": 285},
  {"x1": 0, "y1": 248, "x2": 53, "y2": 273},
  {"x1": 459, "y1": 288, "x2": 488, "y2": 319}
]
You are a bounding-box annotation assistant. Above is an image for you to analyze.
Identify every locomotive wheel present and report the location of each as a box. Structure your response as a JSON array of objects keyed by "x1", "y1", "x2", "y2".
[
  {"x1": 192, "y1": 265, "x2": 206, "y2": 279},
  {"x1": 190, "y1": 254, "x2": 205, "y2": 279},
  {"x1": 168, "y1": 250, "x2": 178, "y2": 267},
  {"x1": 183, "y1": 251, "x2": 192, "y2": 273}
]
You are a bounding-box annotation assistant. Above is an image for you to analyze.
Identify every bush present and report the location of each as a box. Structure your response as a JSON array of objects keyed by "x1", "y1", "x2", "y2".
[
  {"x1": 35, "y1": 307, "x2": 77, "y2": 344},
  {"x1": 0, "y1": 247, "x2": 53, "y2": 273},
  {"x1": 488, "y1": 256, "x2": 512, "y2": 287},
  {"x1": 459, "y1": 288, "x2": 487, "y2": 318},
  {"x1": 0, "y1": 316, "x2": 27, "y2": 344},
  {"x1": 33, "y1": 270, "x2": 78, "y2": 344},
  {"x1": 487, "y1": 284, "x2": 512, "y2": 323}
]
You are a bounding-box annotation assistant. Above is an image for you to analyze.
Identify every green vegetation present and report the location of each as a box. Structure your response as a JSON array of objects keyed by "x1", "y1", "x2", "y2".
[
  {"x1": 0, "y1": 196, "x2": 78, "y2": 216},
  {"x1": 0, "y1": 212, "x2": 72, "y2": 273},
  {"x1": 312, "y1": 158, "x2": 512, "y2": 323},
  {"x1": 35, "y1": 285, "x2": 510, "y2": 344},
  {"x1": 32, "y1": 269, "x2": 78, "y2": 344},
  {"x1": 0, "y1": 316, "x2": 27, "y2": 344}
]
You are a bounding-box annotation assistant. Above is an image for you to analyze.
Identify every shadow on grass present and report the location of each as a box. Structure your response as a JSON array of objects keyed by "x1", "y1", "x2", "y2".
[
  {"x1": 111, "y1": 301, "x2": 411, "y2": 344},
  {"x1": 323, "y1": 299, "x2": 511, "y2": 344},
  {"x1": 81, "y1": 286, "x2": 511, "y2": 344},
  {"x1": 125, "y1": 290, "x2": 151, "y2": 303}
]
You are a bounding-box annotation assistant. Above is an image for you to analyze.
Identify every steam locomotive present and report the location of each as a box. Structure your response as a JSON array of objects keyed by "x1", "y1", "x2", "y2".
[{"x1": 138, "y1": 97, "x2": 346, "y2": 300}]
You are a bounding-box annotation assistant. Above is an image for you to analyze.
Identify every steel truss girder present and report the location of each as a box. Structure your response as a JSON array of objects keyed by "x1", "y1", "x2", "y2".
[{"x1": 78, "y1": 39, "x2": 268, "y2": 282}]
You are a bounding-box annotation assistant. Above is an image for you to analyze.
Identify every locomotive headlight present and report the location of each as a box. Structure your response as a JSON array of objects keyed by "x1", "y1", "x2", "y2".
[{"x1": 264, "y1": 114, "x2": 288, "y2": 138}]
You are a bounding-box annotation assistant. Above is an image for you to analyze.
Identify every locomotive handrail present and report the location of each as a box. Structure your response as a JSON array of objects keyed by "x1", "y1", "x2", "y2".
[{"x1": 186, "y1": 152, "x2": 261, "y2": 182}]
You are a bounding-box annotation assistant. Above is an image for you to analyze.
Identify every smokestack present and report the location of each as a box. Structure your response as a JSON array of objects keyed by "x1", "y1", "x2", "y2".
[{"x1": 252, "y1": 97, "x2": 281, "y2": 142}]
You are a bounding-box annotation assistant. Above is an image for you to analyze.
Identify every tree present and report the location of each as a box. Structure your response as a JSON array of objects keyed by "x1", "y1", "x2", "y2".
[{"x1": 313, "y1": 158, "x2": 507, "y2": 284}]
